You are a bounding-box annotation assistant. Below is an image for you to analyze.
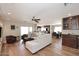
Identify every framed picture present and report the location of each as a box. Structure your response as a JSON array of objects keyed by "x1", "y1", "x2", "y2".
[{"x1": 11, "y1": 25, "x2": 15, "y2": 30}]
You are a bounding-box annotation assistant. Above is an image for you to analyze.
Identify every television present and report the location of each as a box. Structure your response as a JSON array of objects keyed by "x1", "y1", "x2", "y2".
[{"x1": 0, "y1": 27, "x2": 2, "y2": 38}]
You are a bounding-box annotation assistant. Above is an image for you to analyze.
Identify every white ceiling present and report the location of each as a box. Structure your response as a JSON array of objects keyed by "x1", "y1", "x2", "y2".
[{"x1": 0, "y1": 3, "x2": 79, "y2": 25}]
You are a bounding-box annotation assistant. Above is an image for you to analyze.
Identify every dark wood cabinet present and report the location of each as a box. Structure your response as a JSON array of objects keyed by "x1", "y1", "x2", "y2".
[
  {"x1": 62, "y1": 34, "x2": 79, "y2": 49},
  {"x1": 77, "y1": 37, "x2": 79, "y2": 48},
  {"x1": 63, "y1": 15, "x2": 79, "y2": 30},
  {"x1": 62, "y1": 15, "x2": 79, "y2": 49}
]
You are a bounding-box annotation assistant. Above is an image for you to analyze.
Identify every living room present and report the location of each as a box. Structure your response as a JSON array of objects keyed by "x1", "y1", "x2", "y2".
[{"x1": 0, "y1": 3, "x2": 79, "y2": 56}]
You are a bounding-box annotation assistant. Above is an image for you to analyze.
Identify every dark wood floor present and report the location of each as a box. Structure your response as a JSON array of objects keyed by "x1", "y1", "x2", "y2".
[{"x1": 1, "y1": 37, "x2": 79, "y2": 56}]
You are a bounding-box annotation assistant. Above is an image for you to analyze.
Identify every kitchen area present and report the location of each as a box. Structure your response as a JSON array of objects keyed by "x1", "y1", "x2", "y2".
[{"x1": 62, "y1": 15, "x2": 79, "y2": 49}]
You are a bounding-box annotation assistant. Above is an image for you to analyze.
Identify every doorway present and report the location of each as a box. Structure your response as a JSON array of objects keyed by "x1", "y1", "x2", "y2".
[{"x1": 53, "y1": 26, "x2": 62, "y2": 38}]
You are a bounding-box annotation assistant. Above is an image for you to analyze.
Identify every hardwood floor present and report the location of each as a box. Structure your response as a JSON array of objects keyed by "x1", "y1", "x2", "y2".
[{"x1": 0, "y1": 37, "x2": 79, "y2": 56}]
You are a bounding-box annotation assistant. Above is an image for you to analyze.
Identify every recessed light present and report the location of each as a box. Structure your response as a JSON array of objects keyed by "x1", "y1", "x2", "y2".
[{"x1": 8, "y1": 12, "x2": 11, "y2": 15}]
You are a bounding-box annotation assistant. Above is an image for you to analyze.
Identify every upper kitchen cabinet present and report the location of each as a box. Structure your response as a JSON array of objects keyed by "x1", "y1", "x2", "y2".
[{"x1": 63, "y1": 15, "x2": 79, "y2": 30}]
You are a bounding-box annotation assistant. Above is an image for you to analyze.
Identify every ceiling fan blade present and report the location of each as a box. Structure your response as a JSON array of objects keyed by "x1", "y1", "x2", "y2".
[
  {"x1": 32, "y1": 16, "x2": 40, "y2": 23},
  {"x1": 32, "y1": 19, "x2": 34, "y2": 21},
  {"x1": 37, "y1": 19, "x2": 40, "y2": 20},
  {"x1": 35, "y1": 20, "x2": 39, "y2": 23}
]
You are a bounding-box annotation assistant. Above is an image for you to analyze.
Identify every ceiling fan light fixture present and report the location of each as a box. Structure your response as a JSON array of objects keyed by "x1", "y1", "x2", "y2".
[
  {"x1": 32, "y1": 16, "x2": 40, "y2": 23},
  {"x1": 64, "y1": 3, "x2": 71, "y2": 6}
]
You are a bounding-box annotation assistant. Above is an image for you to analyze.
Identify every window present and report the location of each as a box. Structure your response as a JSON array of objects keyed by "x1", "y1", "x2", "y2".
[
  {"x1": 41, "y1": 27, "x2": 46, "y2": 31},
  {"x1": 21, "y1": 27, "x2": 32, "y2": 35},
  {"x1": 54, "y1": 26, "x2": 62, "y2": 33}
]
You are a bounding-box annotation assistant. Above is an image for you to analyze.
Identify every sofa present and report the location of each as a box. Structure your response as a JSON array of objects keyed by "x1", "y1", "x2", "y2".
[
  {"x1": 6, "y1": 35, "x2": 17, "y2": 44},
  {"x1": 25, "y1": 33, "x2": 52, "y2": 53}
]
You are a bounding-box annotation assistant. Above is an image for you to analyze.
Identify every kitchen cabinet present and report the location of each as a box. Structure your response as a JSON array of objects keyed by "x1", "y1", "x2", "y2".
[
  {"x1": 63, "y1": 15, "x2": 79, "y2": 30},
  {"x1": 62, "y1": 34, "x2": 79, "y2": 49}
]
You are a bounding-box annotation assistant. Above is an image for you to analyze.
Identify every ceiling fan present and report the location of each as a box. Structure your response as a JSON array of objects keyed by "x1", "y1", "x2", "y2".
[{"x1": 32, "y1": 16, "x2": 40, "y2": 23}]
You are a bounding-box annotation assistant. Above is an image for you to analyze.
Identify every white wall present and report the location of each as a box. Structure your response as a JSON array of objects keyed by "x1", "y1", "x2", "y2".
[
  {"x1": 3, "y1": 21, "x2": 20, "y2": 37},
  {"x1": 2, "y1": 20, "x2": 36, "y2": 38},
  {"x1": 0, "y1": 21, "x2": 3, "y2": 27}
]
